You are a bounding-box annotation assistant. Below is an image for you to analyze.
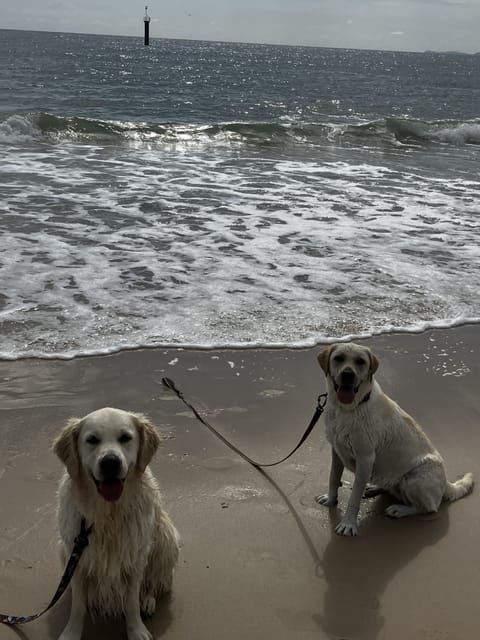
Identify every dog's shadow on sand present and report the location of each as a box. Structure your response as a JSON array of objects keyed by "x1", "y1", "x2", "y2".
[
  {"x1": 314, "y1": 496, "x2": 450, "y2": 640},
  {"x1": 46, "y1": 591, "x2": 173, "y2": 640}
]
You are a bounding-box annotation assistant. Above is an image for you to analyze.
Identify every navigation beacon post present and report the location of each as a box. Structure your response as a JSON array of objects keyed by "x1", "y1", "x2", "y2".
[{"x1": 144, "y1": 6, "x2": 151, "y2": 46}]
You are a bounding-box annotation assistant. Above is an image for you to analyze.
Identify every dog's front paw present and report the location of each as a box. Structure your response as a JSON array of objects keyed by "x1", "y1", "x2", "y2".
[
  {"x1": 315, "y1": 493, "x2": 338, "y2": 507},
  {"x1": 335, "y1": 520, "x2": 359, "y2": 536},
  {"x1": 127, "y1": 623, "x2": 153, "y2": 640}
]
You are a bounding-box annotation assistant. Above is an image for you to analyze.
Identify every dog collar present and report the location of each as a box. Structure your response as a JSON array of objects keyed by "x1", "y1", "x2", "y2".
[
  {"x1": 331, "y1": 375, "x2": 371, "y2": 406},
  {"x1": 359, "y1": 391, "x2": 371, "y2": 405}
]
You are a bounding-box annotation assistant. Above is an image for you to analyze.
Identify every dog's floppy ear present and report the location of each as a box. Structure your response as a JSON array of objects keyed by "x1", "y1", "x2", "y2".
[
  {"x1": 53, "y1": 418, "x2": 81, "y2": 479},
  {"x1": 368, "y1": 349, "x2": 379, "y2": 378},
  {"x1": 134, "y1": 413, "x2": 161, "y2": 473},
  {"x1": 318, "y1": 345, "x2": 334, "y2": 376}
]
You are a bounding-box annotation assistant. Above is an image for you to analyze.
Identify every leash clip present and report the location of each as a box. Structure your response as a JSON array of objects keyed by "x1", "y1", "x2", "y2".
[
  {"x1": 317, "y1": 392, "x2": 328, "y2": 413},
  {"x1": 162, "y1": 377, "x2": 185, "y2": 401},
  {"x1": 74, "y1": 519, "x2": 93, "y2": 551}
]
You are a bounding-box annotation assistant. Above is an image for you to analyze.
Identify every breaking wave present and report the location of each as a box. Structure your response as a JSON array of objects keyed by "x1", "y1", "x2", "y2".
[
  {"x1": 2, "y1": 111, "x2": 480, "y2": 148},
  {"x1": 385, "y1": 117, "x2": 480, "y2": 146}
]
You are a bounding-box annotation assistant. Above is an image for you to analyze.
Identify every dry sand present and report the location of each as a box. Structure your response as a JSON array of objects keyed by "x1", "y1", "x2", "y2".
[{"x1": 0, "y1": 325, "x2": 479, "y2": 640}]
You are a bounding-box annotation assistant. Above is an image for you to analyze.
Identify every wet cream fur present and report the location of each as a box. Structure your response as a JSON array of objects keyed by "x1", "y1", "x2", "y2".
[
  {"x1": 316, "y1": 343, "x2": 473, "y2": 537},
  {"x1": 53, "y1": 407, "x2": 179, "y2": 640}
]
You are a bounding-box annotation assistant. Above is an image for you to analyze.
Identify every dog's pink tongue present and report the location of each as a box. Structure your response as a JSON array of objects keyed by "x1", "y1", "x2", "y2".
[
  {"x1": 337, "y1": 386, "x2": 355, "y2": 404},
  {"x1": 98, "y1": 480, "x2": 124, "y2": 502}
]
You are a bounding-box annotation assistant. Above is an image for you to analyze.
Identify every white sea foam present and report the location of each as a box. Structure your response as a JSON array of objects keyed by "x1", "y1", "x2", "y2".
[
  {"x1": 433, "y1": 122, "x2": 480, "y2": 146},
  {"x1": 0, "y1": 114, "x2": 40, "y2": 144},
  {"x1": 0, "y1": 142, "x2": 479, "y2": 360}
]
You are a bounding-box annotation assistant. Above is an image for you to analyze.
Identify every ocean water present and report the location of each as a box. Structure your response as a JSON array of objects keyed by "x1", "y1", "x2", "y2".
[{"x1": 1, "y1": 29, "x2": 479, "y2": 359}]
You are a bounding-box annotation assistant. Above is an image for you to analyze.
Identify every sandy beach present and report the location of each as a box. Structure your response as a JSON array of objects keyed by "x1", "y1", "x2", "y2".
[{"x1": 0, "y1": 325, "x2": 479, "y2": 640}]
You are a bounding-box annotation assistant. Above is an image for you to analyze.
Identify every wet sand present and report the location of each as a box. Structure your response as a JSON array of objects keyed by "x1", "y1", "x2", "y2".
[{"x1": 0, "y1": 325, "x2": 479, "y2": 640}]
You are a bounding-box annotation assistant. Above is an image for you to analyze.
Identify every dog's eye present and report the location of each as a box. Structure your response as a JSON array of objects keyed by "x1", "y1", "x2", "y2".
[
  {"x1": 119, "y1": 433, "x2": 133, "y2": 444},
  {"x1": 86, "y1": 434, "x2": 100, "y2": 445},
  {"x1": 356, "y1": 357, "x2": 366, "y2": 366},
  {"x1": 333, "y1": 355, "x2": 345, "y2": 363}
]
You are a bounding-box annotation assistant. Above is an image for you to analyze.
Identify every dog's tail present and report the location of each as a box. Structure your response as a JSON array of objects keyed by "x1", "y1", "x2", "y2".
[{"x1": 444, "y1": 472, "x2": 474, "y2": 502}]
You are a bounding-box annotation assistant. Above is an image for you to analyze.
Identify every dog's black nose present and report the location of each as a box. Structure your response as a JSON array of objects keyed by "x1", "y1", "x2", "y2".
[
  {"x1": 341, "y1": 367, "x2": 355, "y2": 385},
  {"x1": 99, "y1": 453, "x2": 122, "y2": 479}
]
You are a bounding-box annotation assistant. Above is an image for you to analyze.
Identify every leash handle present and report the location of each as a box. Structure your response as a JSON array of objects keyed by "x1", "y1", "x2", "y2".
[
  {"x1": 161, "y1": 377, "x2": 327, "y2": 469},
  {"x1": 0, "y1": 518, "x2": 93, "y2": 626}
]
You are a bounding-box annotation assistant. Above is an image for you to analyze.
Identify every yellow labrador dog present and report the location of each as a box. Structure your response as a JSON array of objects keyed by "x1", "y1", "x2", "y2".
[
  {"x1": 316, "y1": 343, "x2": 473, "y2": 536},
  {"x1": 53, "y1": 408, "x2": 179, "y2": 640}
]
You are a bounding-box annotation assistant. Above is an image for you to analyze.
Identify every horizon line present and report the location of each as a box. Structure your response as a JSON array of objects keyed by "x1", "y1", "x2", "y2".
[{"x1": 1, "y1": 26, "x2": 478, "y2": 57}]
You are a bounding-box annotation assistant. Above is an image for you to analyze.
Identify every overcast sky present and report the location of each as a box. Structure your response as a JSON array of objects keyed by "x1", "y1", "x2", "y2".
[{"x1": 2, "y1": 0, "x2": 480, "y2": 53}]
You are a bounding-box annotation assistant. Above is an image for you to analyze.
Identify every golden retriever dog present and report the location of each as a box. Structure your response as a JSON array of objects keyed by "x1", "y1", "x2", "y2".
[
  {"x1": 53, "y1": 407, "x2": 179, "y2": 640},
  {"x1": 316, "y1": 343, "x2": 473, "y2": 536}
]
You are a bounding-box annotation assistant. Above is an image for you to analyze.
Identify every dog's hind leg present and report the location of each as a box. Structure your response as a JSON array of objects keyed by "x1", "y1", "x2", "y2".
[
  {"x1": 384, "y1": 459, "x2": 445, "y2": 519},
  {"x1": 140, "y1": 593, "x2": 156, "y2": 618},
  {"x1": 384, "y1": 503, "x2": 426, "y2": 518},
  {"x1": 139, "y1": 573, "x2": 159, "y2": 618}
]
